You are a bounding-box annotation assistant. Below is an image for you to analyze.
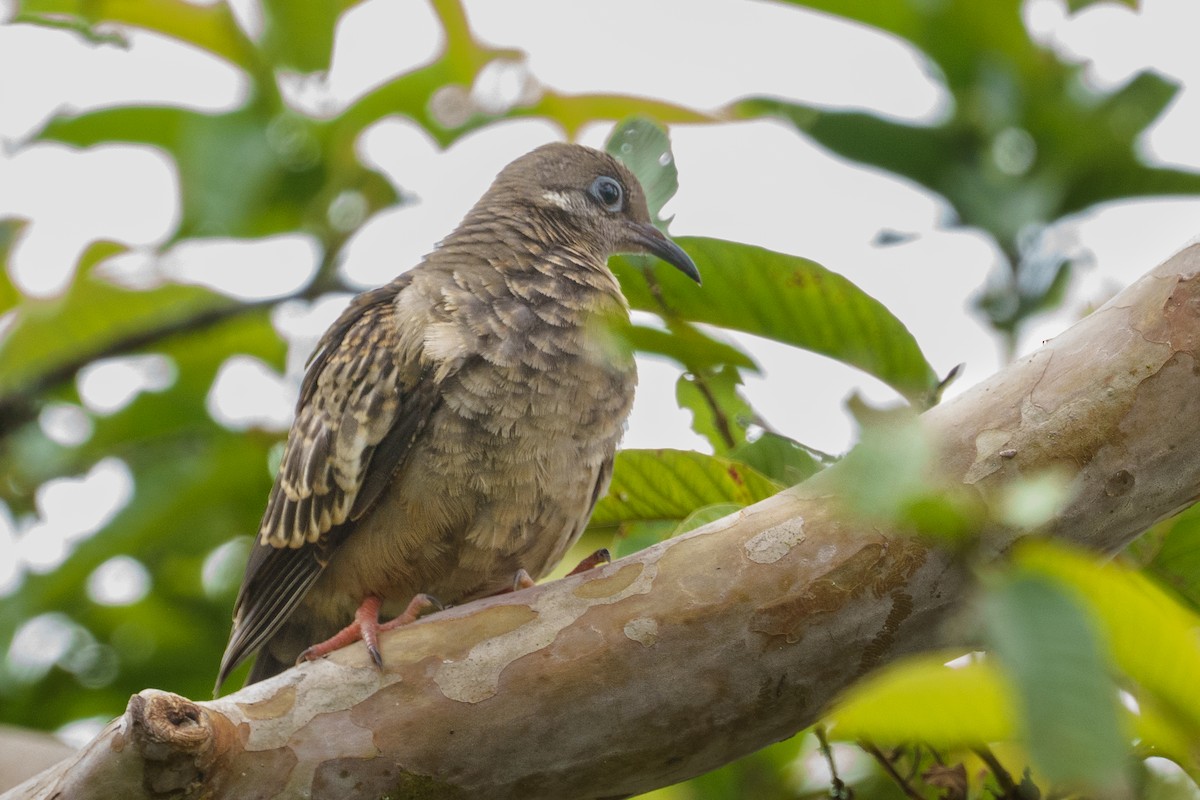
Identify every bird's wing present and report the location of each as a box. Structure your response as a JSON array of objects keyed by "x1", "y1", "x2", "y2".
[{"x1": 216, "y1": 275, "x2": 442, "y2": 689}]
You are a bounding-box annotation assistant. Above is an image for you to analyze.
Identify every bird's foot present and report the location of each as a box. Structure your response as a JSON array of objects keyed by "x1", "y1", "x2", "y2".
[
  {"x1": 566, "y1": 547, "x2": 612, "y2": 576},
  {"x1": 297, "y1": 593, "x2": 442, "y2": 669},
  {"x1": 489, "y1": 551, "x2": 611, "y2": 599}
]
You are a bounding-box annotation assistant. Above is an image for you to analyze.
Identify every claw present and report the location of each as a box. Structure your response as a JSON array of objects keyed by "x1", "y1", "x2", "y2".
[
  {"x1": 298, "y1": 593, "x2": 443, "y2": 669},
  {"x1": 512, "y1": 568, "x2": 536, "y2": 591}
]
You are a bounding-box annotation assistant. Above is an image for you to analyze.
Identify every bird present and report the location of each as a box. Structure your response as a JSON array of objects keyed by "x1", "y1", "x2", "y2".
[{"x1": 216, "y1": 142, "x2": 700, "y2": 690}]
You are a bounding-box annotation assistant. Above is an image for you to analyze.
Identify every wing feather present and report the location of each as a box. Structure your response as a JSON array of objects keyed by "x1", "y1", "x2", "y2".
[{"x1": 216, "y1": 275, "x2": 442, "y2": 690}]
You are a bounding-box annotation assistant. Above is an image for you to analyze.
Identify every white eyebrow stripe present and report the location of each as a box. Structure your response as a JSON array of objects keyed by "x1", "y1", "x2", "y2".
[{"x1": 542, "y1": 190, "x2": 583, "y2": 211}]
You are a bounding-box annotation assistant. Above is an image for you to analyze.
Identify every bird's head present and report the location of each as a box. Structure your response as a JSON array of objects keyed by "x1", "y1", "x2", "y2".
[{"x1": 477, "y1": 142, "x2": 700, "y2": 284}]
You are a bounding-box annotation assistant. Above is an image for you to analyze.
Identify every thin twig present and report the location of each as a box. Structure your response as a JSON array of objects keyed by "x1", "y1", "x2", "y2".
[
  {"x1": 814, "y1": 726, "x2": 850, "y2": 800},
  {"x1": 972, "y1": 746, "x2": 1018, "y2": 798},
  {"x1": 0, "y1": 274, "x2": 353, "y2": 439},
  {"x1": 688, "y1": 371, "x2": 738, "y2": 450},
  {"x1": 861, "y1": 740, "x2": 924, "y2": 800}
]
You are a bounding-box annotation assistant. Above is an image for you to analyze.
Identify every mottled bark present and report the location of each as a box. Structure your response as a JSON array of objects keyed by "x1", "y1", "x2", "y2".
[
  {"x1": 0, "y1": 727, "x2": 72, "y2": 793},
  {"x1": 7, "y1": 244, "x2": 1200, "y2": 800}
]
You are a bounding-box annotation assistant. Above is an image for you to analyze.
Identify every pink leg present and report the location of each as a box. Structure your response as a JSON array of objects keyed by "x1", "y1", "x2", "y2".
[
  {"x1": 566, "y1": 547, "x2": 612, "y2": 576},
  {"x1": 492, "y1": 549, "x2": 613, "y2": 599},
  {"x1": 298, "y1": 593, "x2": 440, "y2": 669}
]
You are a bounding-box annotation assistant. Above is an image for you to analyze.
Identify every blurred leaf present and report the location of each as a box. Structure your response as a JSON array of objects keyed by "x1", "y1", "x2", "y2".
[
  {"x1": 15, "y1": 0, "x2": 259, "y2": 73},
  {"x1": 338, "y1": 67, "x2": 712, "y2": 149},
  {"x1": 606, "y1": 117, "x2": 678, "y2": 230},
  {"x1": 977, "y1": 235, "x2": 1075, "y2": 335},
  {"x1": 756, "y1": 7, "x2": 1198, "y2": 227},
  {"x1": 891, "y1": 490, "x2": 987, "y2": 545},
  {"x1": 0, "y1": 241, "x2": 233, "y2": 398},
  {"x1": 613, "y1": 237, "x2": 939, "y2": 404},
  {"x1": 516, "y1": 91, "x2": 713, "y2": 142},
  {"x1": 0, "y1": 321, "x2": 286, "y2": 728},
  {"x1": 674, "y1": 503, "x2": 742, "y2": 536},
  {"x1": 1135, "y1": 504, "x2": 1200, "y2": 613},
  {"x1": 37, "y1": 106, "x2": 399, "y2": 245},
  {"x1": 676, "y1": 366, "x2": 754, "y2": 453},
  {"x1": 1016, "y1": 541, "x2": 1200, "y2": 735},
  {"x1": 1135, "y1": 761, "x2": 1200, "y2": 800},
  {"x1": 829, "y1": 404, "x2": 931, "y2": 522},
  {"x1": 746, "y1": 1, "x2": 1200, "y2": 340},
  {"x1": 611, "y1": 520, "x2": 676, "y2": 560},
  {"x1": 0, "y1": 218, "x2": 27, "y2": 314},
  {"x1": 591, "y1": 449, "x2": 782, "y2": 529},
  {"x1": 825, "y1": 653, "x2": 1016, "y2": 745},
  {"x1": 260, "y1": 0, "x2": 361, "y2": 73},
  {"x1": 729, "y1": 432, "x2": 824, "y2": 487},
  {"x1": 984, "y1": 572, "x2": 1130, "y2": 793},
  {"x1": 1066, "y1": 0, "x2": 1137, "y2": 9},
  {"x1": 1132, "y1": 694, "x2": 1200, "y2": 775},
  {"x1": 622, "y1": 321, "x2": 757, "y2": 373},
  {"x1": 680, "y1": 735, "x2": 808, "y2": 800},
  {"x1": 79, "y1": 311, "x2": 286, "y2": 461},
  {"x1": 0, "y1": 431, "x2": 274, "y2": 725}
]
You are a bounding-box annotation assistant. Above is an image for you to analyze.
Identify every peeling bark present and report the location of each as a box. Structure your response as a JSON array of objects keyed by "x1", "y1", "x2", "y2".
[{"x1": 8, "y1": 245, "x2": 1200, "y2": 800}]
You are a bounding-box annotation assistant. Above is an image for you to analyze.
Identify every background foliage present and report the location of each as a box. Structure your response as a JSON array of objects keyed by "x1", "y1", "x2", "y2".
[{"x1": 2, "y1": 0, "x2": 1200, "y2": 797}]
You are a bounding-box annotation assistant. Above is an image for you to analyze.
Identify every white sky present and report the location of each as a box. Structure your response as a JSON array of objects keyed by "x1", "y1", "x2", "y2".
[{"x1": 1, "y1": 0, "x2": 1200, "y2": 699}]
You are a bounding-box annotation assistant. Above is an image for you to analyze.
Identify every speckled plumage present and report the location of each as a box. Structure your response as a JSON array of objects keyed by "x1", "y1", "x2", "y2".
[{"x1": 217, "y1": 143, "x2": 698, "y2": 689}]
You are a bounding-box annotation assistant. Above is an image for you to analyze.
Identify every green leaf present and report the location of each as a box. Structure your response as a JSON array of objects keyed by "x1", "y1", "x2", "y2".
[
  {"x1": 0, "y1": 218, "x2": 27, "y2": 315},
  {"x1": 675, "y1": 366, "x2": 754, "y2": 453},
  {"x1": 825, "y1": 654, "x2": 1016, "y2": 745},
  {"x1": 610, "y1": 520, "x2": 676, "y2": 560},
  {"x1": 36, "y1": 105, "x2": 398, "y2": 244},
  {"x1": 591, "y1": 449, "x2": 783, "y2": 529},
  {"x1": 15, "y1": 0, "x2": 259, "y2": 73},
  {"x1": 1066, "y1": 0, "x2": 1137, "y2": 9},
  {"x1": 829, "y1": 404, "x2": 932, "y2": 522},
  {"x1": 674, "y1": 503, "x2": 742, "y2": 536},
  {"x1": 0, "y1": 241, "x2": 234, "y2": 398},
  {"x1": 612, "y1": 237, "x2": 939, "y2": 403},
  {"x1": 744, "y1": 1, "x2": 1200, "y2": 344},
  {"x1": 260, "y1": 0, "x2": 360, "y2": 73},
  {"x1": 621, "y1": 321, "x2": 757, "y2": 373},
  {"x1": 729, "y1": 432, "x2": 825, "y2": 487},
  {"x1": 0, "y1": 313, "x2": 286, "y2": 724},
  {"x1": 79, "y1": 310, "x2": 286, "y2": 461},
  {"x1": 1015, "y1": 541, "x2": 1200, "y2": 735},
  {"x1": 1136, "y1": 504, "x2": 1200, "y2": 613},
  {"x1": 984, "y1": 572, "x2": 1130, "y2": 793},
  {"x1": 605, "y1": 117, "x2": 678, "y2": 230}
]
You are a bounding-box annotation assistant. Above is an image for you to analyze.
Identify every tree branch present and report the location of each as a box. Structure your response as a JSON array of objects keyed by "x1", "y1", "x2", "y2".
[
  {"x1": 0, "y1": 276, "x2": 354, "y2": 441},
  {"x1": 8, "y1": 244, "x2": 1200, "y2": 799}
]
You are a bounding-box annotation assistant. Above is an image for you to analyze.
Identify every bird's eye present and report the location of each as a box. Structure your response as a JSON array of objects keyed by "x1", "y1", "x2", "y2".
[{"x1": 589, "y1": 176, "x2": 624, "y2": 212}]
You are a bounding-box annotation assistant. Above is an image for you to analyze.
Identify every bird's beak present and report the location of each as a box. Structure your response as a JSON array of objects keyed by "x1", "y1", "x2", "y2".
[{"x1": 626, "y1": 223, "x2": 701, "y2": 284}]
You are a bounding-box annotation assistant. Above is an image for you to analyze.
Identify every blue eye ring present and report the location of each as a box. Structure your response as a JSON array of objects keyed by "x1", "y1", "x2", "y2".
[{"x1": 589, "y1": 175, "x2": 624, "y2": 212}]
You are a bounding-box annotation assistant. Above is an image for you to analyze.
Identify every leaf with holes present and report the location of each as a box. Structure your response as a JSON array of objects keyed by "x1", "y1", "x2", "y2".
[{"x1": 606, "y1": 117, "x2": 678, "y2": 230}]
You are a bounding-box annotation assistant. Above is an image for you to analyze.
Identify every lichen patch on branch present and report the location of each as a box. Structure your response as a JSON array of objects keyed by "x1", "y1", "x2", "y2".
[
  {"x1": 623, "y1": 617, "x2": 659, "y2": 647},
  {"x1": 743, "y1": 518, "x2": 806, "y2": 564}
]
